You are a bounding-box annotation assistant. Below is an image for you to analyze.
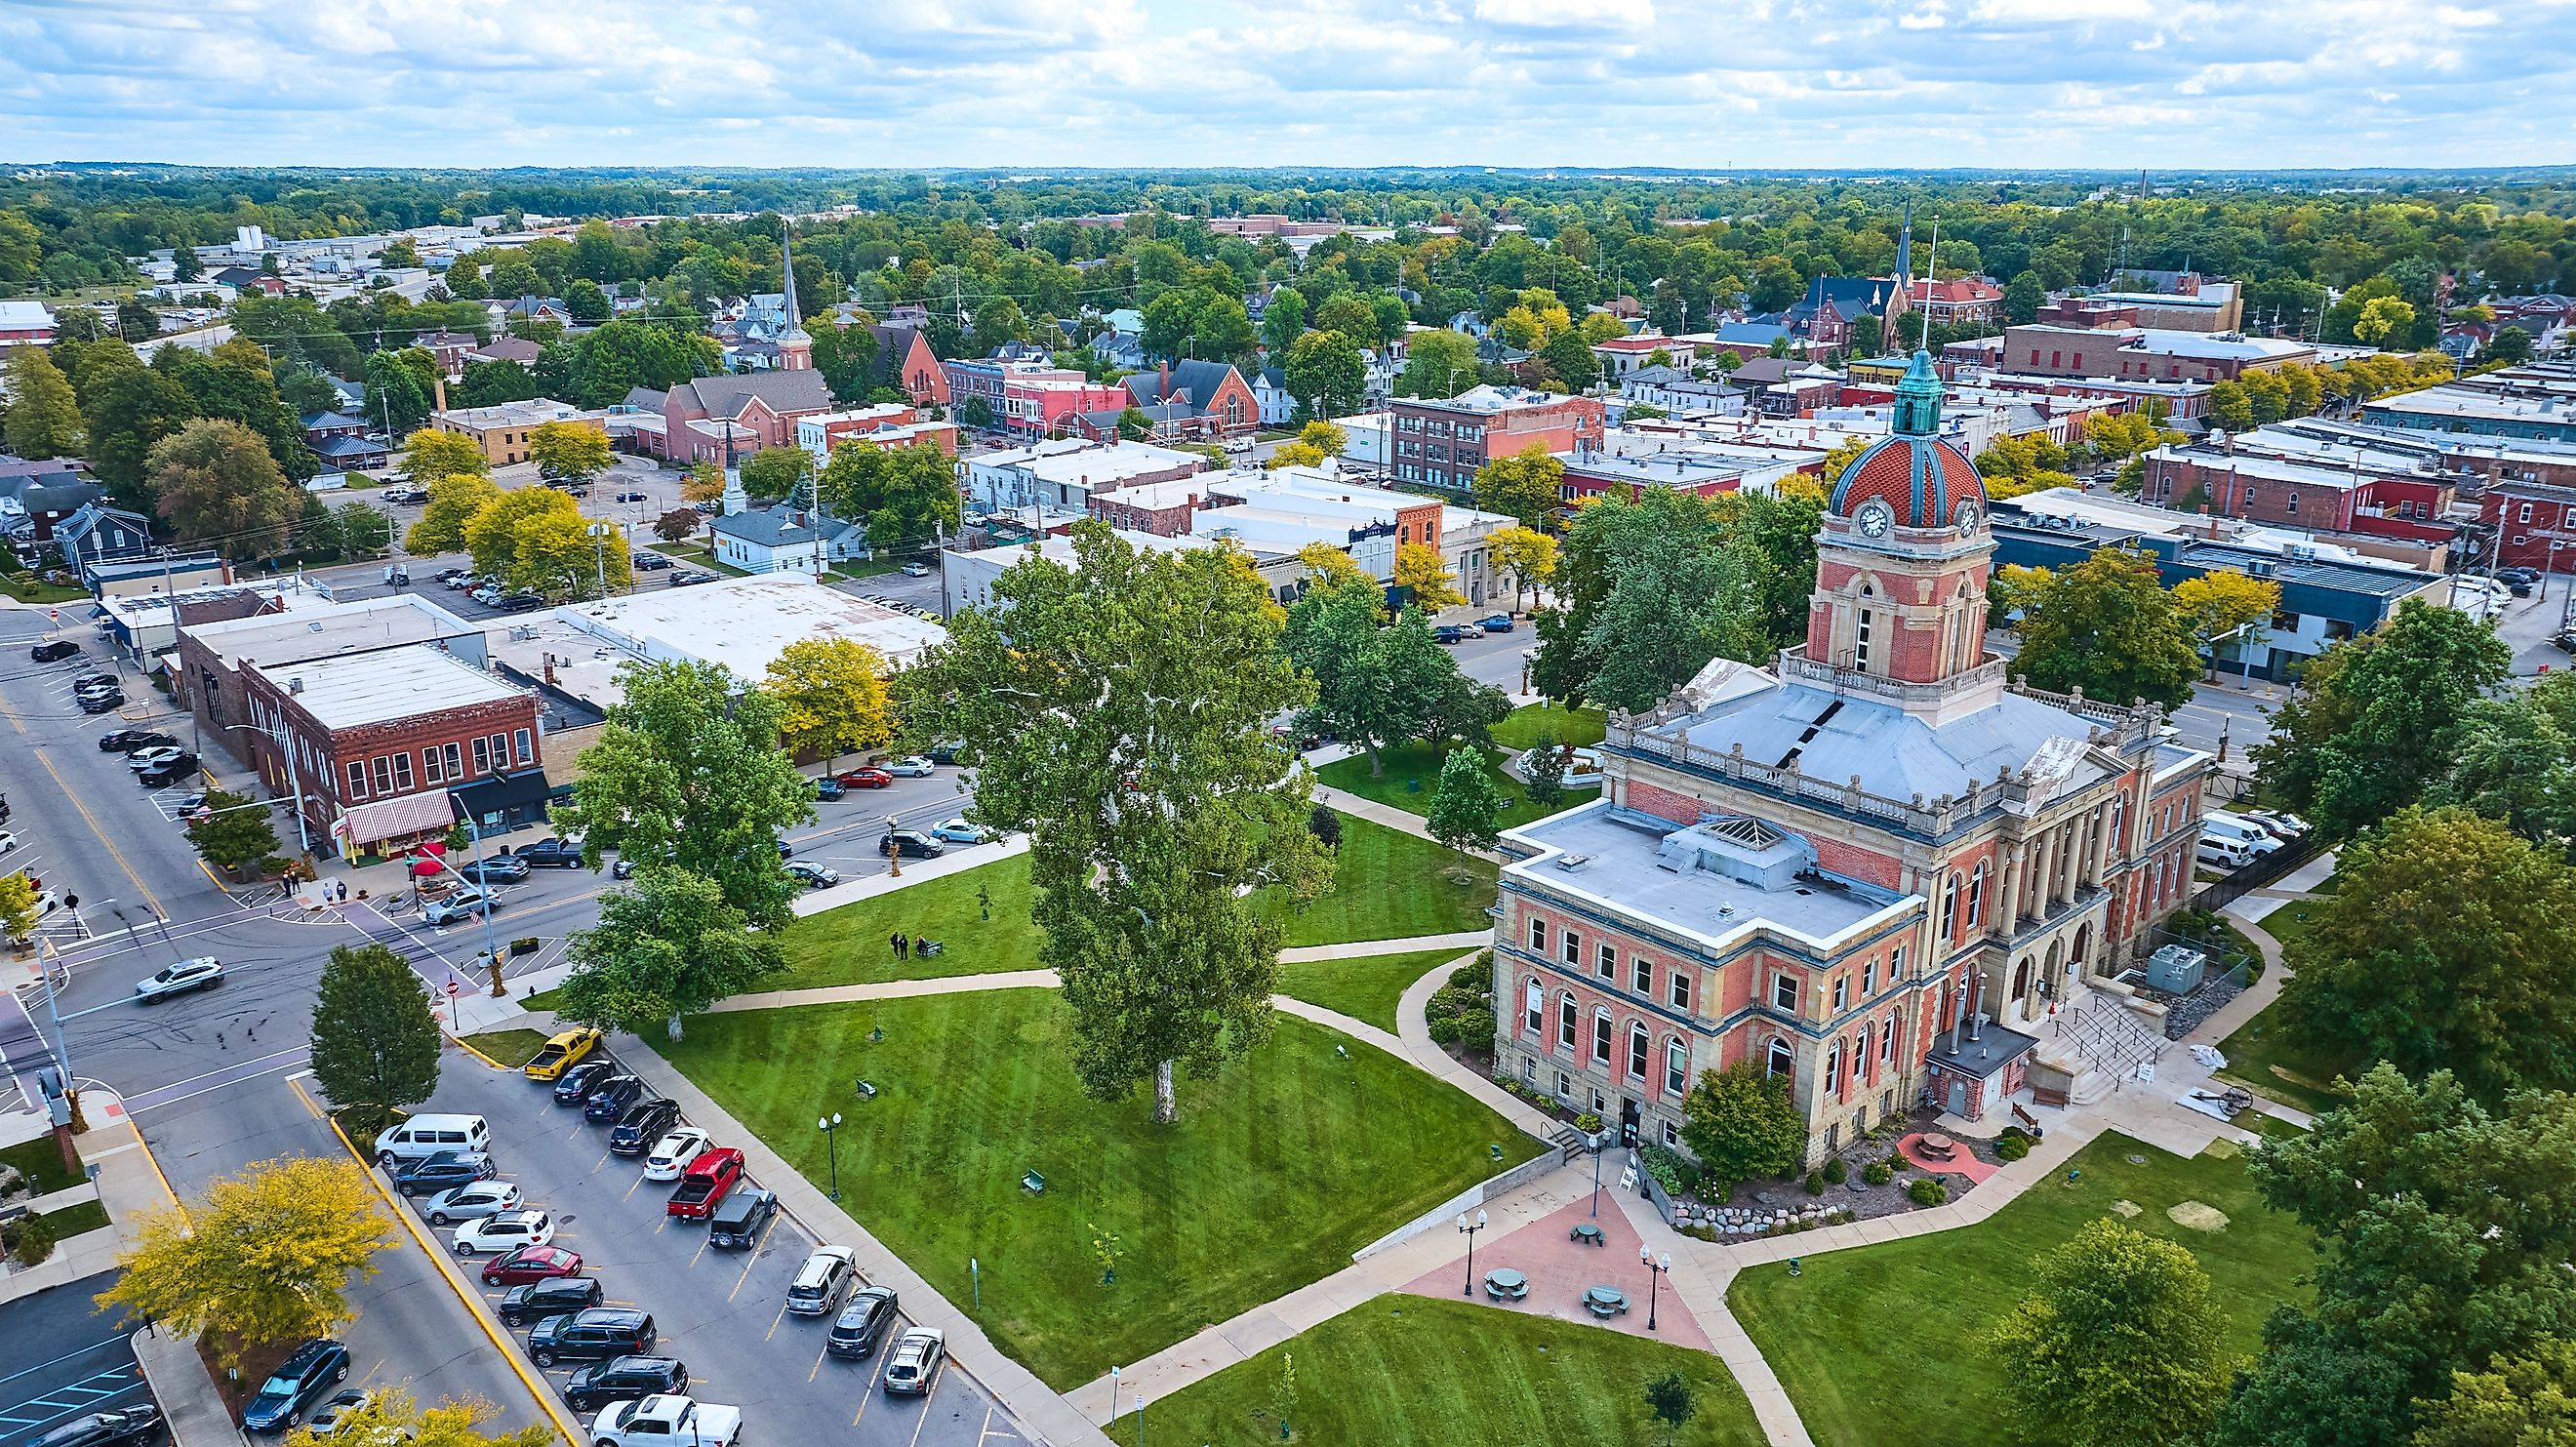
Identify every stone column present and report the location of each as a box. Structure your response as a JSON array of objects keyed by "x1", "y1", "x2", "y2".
[
  {"x1": 2032, "y1": 824, "x2": 2058, "y2": 917},
  {"x1": 2055, "y1": 822, "x2": 2079, "y2": 905},
  {"x1": 1994, "y1": 844, "x2": 2023, "y2": 938}
]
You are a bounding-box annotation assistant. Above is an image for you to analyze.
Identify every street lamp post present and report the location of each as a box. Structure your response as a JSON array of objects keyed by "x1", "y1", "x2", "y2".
[
  {"x1": 1589, "y1": 1129, "x2": 1607, "y2": 1218},
  {"x1": 586, "y1": 522, "x2": 613, "y2": 598},
  {"x1": 818, "y1": 1112, "x2": 842, "y2": 1199},
  {"x1": 1641, "y1": 1246, "x2": 1672, "y2": 1332},
  {"x1": 1455, "y1": 1208, "x2": 1488, "y2": 1296},
  {"x1": 884, "y1": 813, "x2": 903, "y2": 877}
]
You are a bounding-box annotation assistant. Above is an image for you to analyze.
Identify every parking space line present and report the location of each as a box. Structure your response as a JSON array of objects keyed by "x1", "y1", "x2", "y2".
[
  {"x1": 851, "y1": 1359, "x2": 883, "y2": 1427},
  {"x1": 724, "y1": 1226, "x2": 767, "y2": 1301},
  {"x1": 904, "y1": 1383, "x2": 937, "y2": 1447},
  {"x1": 761, "y1": 1300, "x2": 788, "y2": 1343},
  {"x1": 806, "y1": 1338, "x2": 829, "y2": 1385}
]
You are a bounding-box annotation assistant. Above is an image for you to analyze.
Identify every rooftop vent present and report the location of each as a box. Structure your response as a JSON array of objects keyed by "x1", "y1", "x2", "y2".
[{"x1": 1553, "y1": 854, "x2": 1590, "y2": 871}]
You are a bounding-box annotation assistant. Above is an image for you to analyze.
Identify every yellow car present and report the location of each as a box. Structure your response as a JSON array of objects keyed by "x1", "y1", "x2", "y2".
[{"x1": 521, "y1": 1026, "x2": 603, "y2": 1080}]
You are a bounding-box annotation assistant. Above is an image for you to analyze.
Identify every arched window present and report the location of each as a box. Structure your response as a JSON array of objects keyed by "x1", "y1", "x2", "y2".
[
  {"x1": 1857, "y1": 1023, "x2": 1874, "y2": 1079},
  {"x1": 1941, "y1": 873, "x2": 1959, "y2": 940},
  {"x1": 1824, "y1": 1043, "x2": 1842, "y2": 1095},
  {"x1": 1766, "y1": 1038, "x2": 1794, "y2": 1080},
  {"x1": 1882, "y1": 1011, "x2": 1900, "y2": 1064},
  {"x1": 1524, "y1": 979, "x2": 1544, "y2": 1036},
  {"x1": 1666, "y1": 1038, "x2": 1689, "y2": 1097},
  {"x1": 1592, "y1": 1009, "x2": 1613, "y2": 1065},
  {"x1": 1629, "y1": 1022, "x2": 1650, "y2": 1081},
  {"x1": 1967, "y1": 862, "x2": 1987, "y2": 928},
  {"x1": 1558, "y1": 993, "x2": 1578, "y2": 1052},
  {"x1": 2109, "y1": 796, "x2": 2127, "y2": 858}
]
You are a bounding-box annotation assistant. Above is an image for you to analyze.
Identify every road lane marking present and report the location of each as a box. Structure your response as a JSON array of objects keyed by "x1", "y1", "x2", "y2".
[{"x1": 32, "y1": 746, "x2": 164, "y2": 916}]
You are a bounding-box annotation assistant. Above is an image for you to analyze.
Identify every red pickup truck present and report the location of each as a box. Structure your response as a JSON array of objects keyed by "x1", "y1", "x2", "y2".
[{"x1": 665, "y1": 1147, "x2": 745, "y2": 1219}]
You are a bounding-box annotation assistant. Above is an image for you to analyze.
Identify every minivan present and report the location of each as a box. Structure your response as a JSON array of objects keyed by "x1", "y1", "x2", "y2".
[
  {"x1": 374, "y1": 1113, "x2": 491, "y2": 1169},
  {"x1": 2200, "y1": 811, "x2": 2283, "y2": 857}
]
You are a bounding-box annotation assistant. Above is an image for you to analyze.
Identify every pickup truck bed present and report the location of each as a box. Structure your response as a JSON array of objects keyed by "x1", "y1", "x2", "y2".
[{"x1": 589, "y1": 1394, "x2": 740, "y2": 1447}]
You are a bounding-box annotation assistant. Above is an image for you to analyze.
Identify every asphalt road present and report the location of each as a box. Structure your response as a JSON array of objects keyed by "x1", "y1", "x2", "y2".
[
  {"x1": 0, "y1": 1271, "x2": 149, "y2": 1445},
  {"x1": 412, "y1": 1055, "x2": 1026, "y2": 1447}
]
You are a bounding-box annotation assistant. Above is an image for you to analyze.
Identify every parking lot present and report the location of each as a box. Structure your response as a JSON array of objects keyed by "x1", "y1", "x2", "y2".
[
  {"x1": 400, "y1": 1053, "x2": 1029, "y2": 1447},
  {"x1": 0, "y1": 1273, "x2": 151, "y2": 1447}
]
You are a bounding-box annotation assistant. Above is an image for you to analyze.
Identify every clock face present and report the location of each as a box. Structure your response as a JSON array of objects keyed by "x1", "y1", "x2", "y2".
[
  {"x1": 1953, "y1": 499, "x2": 1981, "y2": 532},
  {"x1": 1856, "y1": 501, "x2": 1893, "y2": 539}
]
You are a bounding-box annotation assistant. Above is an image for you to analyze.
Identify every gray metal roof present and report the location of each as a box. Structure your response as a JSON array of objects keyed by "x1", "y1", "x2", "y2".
[{"x1": 1670, "y1": 677, "x2": 2116, "y2": 805}]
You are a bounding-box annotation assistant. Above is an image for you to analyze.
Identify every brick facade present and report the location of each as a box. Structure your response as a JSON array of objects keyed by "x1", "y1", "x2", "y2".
[{"x1": 239, "y1": 666, "x2": 540, "y2": 853}]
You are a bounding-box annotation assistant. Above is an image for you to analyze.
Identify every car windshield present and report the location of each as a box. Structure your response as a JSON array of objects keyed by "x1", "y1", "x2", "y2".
[{"x1": 253, "y1": 1375, "x2": 300, "y2": 1403}]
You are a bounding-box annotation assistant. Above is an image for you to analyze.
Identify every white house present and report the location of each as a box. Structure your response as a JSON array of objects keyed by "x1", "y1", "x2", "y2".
[{"x1": 706, "y1": 502, "x2": 866, "y2": 576}]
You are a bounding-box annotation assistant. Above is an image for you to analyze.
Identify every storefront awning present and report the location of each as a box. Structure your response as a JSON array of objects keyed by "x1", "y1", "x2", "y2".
[
  {"x1": 450, "y1": 768, "x2": 551, "y2": 823},
  {"x1": 338, "y1": 789, "x2": 457, "y2": 847}
]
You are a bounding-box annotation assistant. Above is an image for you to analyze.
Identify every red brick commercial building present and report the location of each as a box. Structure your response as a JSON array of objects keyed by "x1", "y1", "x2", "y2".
[
  {"x1": 2141, "y1": 448, "x2": 2455, "y2": 535},
  {"x1": 2481, "y1": 483, "x2": 2576, "y2": 574},
  {"x1": 2002, "y1": 324, "x2": 2314, "y2": 383},
  {"x1": 238, "y1": 643, "x2": 544, "y2": 860},
  {"x1": 1389, "y1": 385, "x2": 1606, "y2": 494}
]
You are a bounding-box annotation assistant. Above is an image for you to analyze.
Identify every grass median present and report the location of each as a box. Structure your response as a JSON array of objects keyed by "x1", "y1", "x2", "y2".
[
  {"x1": 662, "y1": 988, "x2": 1543, "y2": 1389},
  {"x1": 1276, "y1": 947, "x2": 1473, "y2": 1034},
  {"x1": 1728, "y1": 1130, "x2": 2313, "y2": 1447}
]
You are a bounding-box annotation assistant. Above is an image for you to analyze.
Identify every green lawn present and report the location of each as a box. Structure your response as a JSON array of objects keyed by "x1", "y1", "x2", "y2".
[
  {"x1": 776, "y1": 815, "x2": 1496, "y2": 988},
  {"x1": 39, "y1": 1199, "x2": 110, "y2": 1239},
  {"x1": 654, "y1": 542, "x2": 748, "y2": 577},
  {"x1": 1318, "y1": 742, "x2": 1595, "y2": 822},
  {"x1": 0, "y1": 1135, "x2": 91, "y2": 1195},
  {"x1": 459, "y1": 1027, "x2": 552, "y2": 1068},
  {"x1": 1729, "y1": 1131, "x2": 2313, "y2": 1447},
  {"x1": 663, "y1": 990, "x2": 1542, "y2": 1389},
  {"x1": 1487, "y1": 702, "x2": 1608, "y2": 750},
  {"x1": 2215, "y1": 995, "x2": 2354, "y2": 1117},
  {"x1": 1277, "y1": 948, "x2": 1473, "y2": 1034},
  {"x1": 1148, "y1": 1294, "x2": 1764, "y2": 1447}
]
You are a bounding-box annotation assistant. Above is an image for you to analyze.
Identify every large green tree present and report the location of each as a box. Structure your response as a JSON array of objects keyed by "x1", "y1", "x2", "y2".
[
  {"x1": 2274, "y1": 807, "x2": 2576, "y2": 1102},
  {"x1": 1398, "y1": 328, "x2": 1480, "y2": 399},
  {"x1": 363, "y1": 351, "x2": 430, "y2": 437},
  {"x1": 1678, "y1": 1062, "x2": 1804, "y2": 1189},
  {"x1": 739, "y1": 443, "x2": 813, "y2": 505},
  {"x1": 1282, "y1": 329, "x2": 1366, "y2": 419},
  {"x1": 815, "y1": 439, "x2": 960, "y2": 554},
  {"x1": 896, "y1": 524, "x2": 1333, "y2": 1122},
  {"x1": 2253, "y1": 598, "x2": 2512, "y2": 838},
  {"x1": 148, "y1": 418, "x2": 301, "y2": 554},
  {"x1": 1282, "y1": 559, "x2": 1462, "y2": 776},
  {"x1": 183, "y1": 787, "x2": 280, "y2": 871},
  {"x1": 552, "y1": 659, "x2": 812, "y2": 934},
  {"x1": 1983, "y1": 1219, "x2": 2237, "y2": 1447},
  {"x1": 1470, "y1": 443, "x2": 1567, "y2": 533},
  {"x1": 3, "y1": 346, "x2": 84, "y2": 458},
  {"x1": 306, "y1": 944, "x2": 442, "y2": 1130},
  {"x1": 1426, "y1": 744, "x2": 1504, "y2": 858},
  {"x1": 556, "y1": 866, "x2": 784, "y2": 1042},
  {"x1": 2005, "y1": 546, "x2": 2202, "y2": 710},
  {"x1": 2209, "y1": 1065, "x2": 2576, "y2": 1447},
  {"x1": 806, "y1": 315, "x2": 879, "y2": 406}
]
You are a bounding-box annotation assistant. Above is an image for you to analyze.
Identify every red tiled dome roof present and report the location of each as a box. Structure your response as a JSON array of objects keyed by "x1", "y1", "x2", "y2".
[{"x1": 1829, "y1": 433, "x2": 1987, "y2": 531}]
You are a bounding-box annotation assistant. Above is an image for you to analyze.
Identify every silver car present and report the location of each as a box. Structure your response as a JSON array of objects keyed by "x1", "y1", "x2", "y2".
[
  {"x1": 785, "y1": 1245, "x2": 856, "y2": 1315},
  {"x1": 423, "y1": 889, "x2": 495, "y2": 927},
  {"x1": 135, "y1": 956, "x2": 223, "y2": 1002},
  {"x1": 423, "y1": 1179, "x2": 522, "y2": 1226},
  {"x1": 882, "y1": 1327, "x2": 945, "y2": 1395}
]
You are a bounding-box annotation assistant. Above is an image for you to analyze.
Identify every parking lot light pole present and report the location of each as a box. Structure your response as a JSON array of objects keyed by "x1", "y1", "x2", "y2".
[
  {"x1": 1590, "y1": 1129, "x2": 1607, "y2": 1218},
  {"x1": 586, "y1": 522, "x2": 612, "y2": 598},
  {"x1": 818, "y1": 1113, "x2": 842, "y2": 1199}
]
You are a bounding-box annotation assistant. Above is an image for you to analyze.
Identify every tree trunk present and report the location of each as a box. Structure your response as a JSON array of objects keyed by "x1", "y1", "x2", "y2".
[
  {"x1": 1153, "y1": 1060, "x2": 1177, "y2": 1124},
  {"x1": 666, "y1": 1012, "x2": 685, "y2": 1043},
  {"x1": 1366, "y1": 743, "x2": 1385, "y2": 779}
]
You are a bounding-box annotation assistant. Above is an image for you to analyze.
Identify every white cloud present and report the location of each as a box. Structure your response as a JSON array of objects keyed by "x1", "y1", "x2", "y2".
[{"x1": 3, "y1": 0, "x2": 2574, "y2": 167}]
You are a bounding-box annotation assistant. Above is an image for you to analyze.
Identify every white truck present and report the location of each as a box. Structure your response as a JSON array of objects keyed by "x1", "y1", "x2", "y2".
[{"x1": 588, "y1": 1395, "x2": 741, "y2": 1447}]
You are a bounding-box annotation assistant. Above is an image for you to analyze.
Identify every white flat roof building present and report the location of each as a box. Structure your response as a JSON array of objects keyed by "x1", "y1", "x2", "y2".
[{"x1": 252, "y1": 644, "x2": 524, "y2": 729}]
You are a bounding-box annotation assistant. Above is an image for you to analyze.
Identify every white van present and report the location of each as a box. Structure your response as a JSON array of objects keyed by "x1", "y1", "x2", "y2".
[
  {"x1": 2196, "y1": 835, "x2": 2258, "y2": 871},
  {"x1": 376, "y1": 1113, "x2": 491, "y2": 1169},
  {"x1": 2201, "y1": 811, "x2": 2283, "y2": 857}
]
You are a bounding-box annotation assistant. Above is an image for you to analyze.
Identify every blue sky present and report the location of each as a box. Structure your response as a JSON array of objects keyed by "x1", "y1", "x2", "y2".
[{"x1": 5, "y1": 0, "x2": 2569, "y2": 170}]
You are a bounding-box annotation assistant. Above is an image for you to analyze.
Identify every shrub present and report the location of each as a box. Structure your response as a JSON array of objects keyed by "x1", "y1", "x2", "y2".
[
  {"x1": 1995, "y1": 1134, "x2": 2033, "y2": 1161},
  {"x1": 3, "y1": 1209, "x2": 56, "y2": 1266},
  {"x1": 1803, "y1": 1170, "x2": 1826, "y2": 1195},
  {"x1": 1863, "y1": 1161, "x2": 1893, "y2": 1186},
  {"x1": 1823, "y1": 1157, "x2": 1848, "y2": 1185},
  {"x1": 1636, "y1": 1144, "x2": 1688, "y2": 1197},
  {"x1": 1910, "y1": 1177, "x2": 1951, "y2": 1207},
  {"x1": 1447, "y1": 960, "x2": 1489, "y2": 993},
  {"x1": 1574, "y1": 1111, "x2": 1603, "y2": 1135}
]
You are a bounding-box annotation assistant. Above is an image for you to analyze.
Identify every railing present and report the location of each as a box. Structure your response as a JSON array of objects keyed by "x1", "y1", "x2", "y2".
[
  {"x1": 2191, "y1": 832, "x2": 2327, "y2": 913},
  {"x1": 1775, "y1": 648, "x2": 2011, "y2": 709}
]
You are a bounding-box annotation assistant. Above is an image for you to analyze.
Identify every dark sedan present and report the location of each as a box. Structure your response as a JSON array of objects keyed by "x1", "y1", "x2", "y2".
[
  {"x1": 456, "y1": 856, "x2": 532, "y2": 885},
  {"x1": 552, "y1": 1060, "x2": 617, "y2": 1105},
  {"x1": 878, "y1": 830, "x2": 945, "y2": 860},
  {"x1": 391, "y1": 1150, "x2": 496, "y2": 1197},
  {"x1": 25, "y1": 1407, "x2": 163, "y2": 1447},
  {"x1": 583, "y1": 1073, "x2": 647, "y2": 1121}
]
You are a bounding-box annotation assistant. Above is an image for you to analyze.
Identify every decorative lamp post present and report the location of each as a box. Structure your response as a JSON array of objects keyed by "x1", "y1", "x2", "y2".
[
  {"x1": 1456, "y1": 1208, "x2": 1488, "y2": 1296},
  {"x1": 818, "y1": 1112, "x2": 842, "y2": 1199},
  {"x1": 1641, "y1": 1246, "x2": 1672, "y2": 1332},
  {"x1": 1590, "y1": 1129, "x2": 1607, "y2": 1218},
  {"x1": 884, "y1": 813, "x2": 903, "y2": 877}
]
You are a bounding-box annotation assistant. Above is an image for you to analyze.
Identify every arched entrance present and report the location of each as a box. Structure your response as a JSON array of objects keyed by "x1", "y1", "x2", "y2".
[
  {"x1": 2071, "y1": 922, "x2": 2094, "y2": 983},
  {"x1": 2009, "y1": 956, "x2": 2031, "y2": 1008}
]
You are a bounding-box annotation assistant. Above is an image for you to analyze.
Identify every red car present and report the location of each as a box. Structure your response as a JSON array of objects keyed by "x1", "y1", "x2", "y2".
[
  {"x1": 481, "y1": 1244, "x2": 583, "y2": 1286},
  {"x1": 665, "y1": 1146, "x2": 745, "y2": 1219},
  {"x1": 834, "y1": 769, "x2": 894, "y2": 789}
]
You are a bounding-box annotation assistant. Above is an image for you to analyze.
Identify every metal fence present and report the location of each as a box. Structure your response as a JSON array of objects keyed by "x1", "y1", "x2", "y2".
[{"x1": 2190, "y1": 832, "x2": 2326, "y2": 914}]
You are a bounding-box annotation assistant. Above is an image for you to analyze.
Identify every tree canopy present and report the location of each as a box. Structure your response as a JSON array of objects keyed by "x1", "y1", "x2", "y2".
[{"x1": 2004, "y1": 546, "x2": 2203, "y2": 710}]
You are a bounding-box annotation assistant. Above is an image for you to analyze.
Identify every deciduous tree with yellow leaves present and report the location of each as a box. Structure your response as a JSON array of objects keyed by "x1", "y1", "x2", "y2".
[
  {"x1": 765, "y1": 637, "x2": 895, "y2": 771},
  {"x1": 98, "y1": 1156, "x2": 394, "y2": 1366},
  {"x1": 1394, "y1": 542, "x2": 1465, "y2": 611},
  {"x1": 282, "y1": 1389, "x2": 550, "y2": 1447},
  {"x1": 1487, "y1": 525, "x2": 1559, "y2": 612}
]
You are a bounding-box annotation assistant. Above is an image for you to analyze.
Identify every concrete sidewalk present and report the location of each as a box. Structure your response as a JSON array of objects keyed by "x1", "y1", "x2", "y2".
[{"x1": 1279, "y1": 931, "x2": 1490, "y2": 962}]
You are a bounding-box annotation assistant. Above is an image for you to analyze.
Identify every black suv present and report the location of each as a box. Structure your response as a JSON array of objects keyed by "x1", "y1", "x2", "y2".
[
  {"x1": 705, "y1": 1187, "x2": 777, "y2": 1250},
  {"x1": 500, "y1": 1276, "x2": 604, "y2": 1326},
  {"x1": 527, "y1": 1308, "x2": 656, "y2": 1367},
  {"x1": 30, "y1": 640, "x2": 80, "y2": 663},
  {"x1": 583, "y1": 1074, "x2": 647, "y2": 1122},
  {"x1": 606, "y1": 1099, "x2": 681, "y2": 1155},
  {"x1": 561, "y1": 1356, "x2": 689, "y2": 1415},
  {"x1": 825, "y1": 1287, "x2": 901, "y2": 1359},
  {"x1": 553, "y1": 1061, "x2": 616, "y2": 1105}
]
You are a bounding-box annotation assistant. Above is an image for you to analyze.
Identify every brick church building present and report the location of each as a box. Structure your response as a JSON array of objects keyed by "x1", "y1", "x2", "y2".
[{"x1": 1488, "y1": 352, "x2": 2212, "y2": 1163}]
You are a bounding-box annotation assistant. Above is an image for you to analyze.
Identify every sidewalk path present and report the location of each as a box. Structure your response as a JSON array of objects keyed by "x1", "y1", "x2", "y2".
[
  {"x1": 1393, "y1": 949, "x2": 1557, "y2": 1140},
  {"x1": 1279, "y1": 931, "x2": 1490, "y2": 962}
]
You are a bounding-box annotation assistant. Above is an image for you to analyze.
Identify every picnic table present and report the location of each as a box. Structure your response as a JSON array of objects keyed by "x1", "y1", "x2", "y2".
[
  {"x1": 1482, "y1": 1267, "x2": 1528, "y2": 1302},
  {"x1": 1584, "y1": 1285, "x2": 1630, "y2": 1318},
  {"x1": 1570, "y1": 1222, "x2": 1605, "y2": 1247},
  {"x1": 1917, "y1": 1133, "x2": 1959, "y2": 1161}
]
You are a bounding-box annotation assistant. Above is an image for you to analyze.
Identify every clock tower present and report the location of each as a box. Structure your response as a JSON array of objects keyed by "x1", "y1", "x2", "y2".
[{"x1": 1802, "y1": 351, "x2": 1995, "y2": 691}]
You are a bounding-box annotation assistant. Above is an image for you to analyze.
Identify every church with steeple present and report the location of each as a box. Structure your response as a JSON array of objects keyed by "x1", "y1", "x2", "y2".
[{"x1": 1487, "y1": 352, "x2": 2213, "y2": 1162}]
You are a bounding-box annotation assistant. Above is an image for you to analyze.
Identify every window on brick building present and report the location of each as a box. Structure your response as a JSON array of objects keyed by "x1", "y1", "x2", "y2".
[
  {"x1": 423, "y1": 746, "x2": 444, "y2": 785},
  {"x1": 1559, "y1": 994, "x2": 1577, "y2": 1054},
  {"x1": 392, "y1": 753, "x2": 414, "y2": 791},
  {"x1": 1562, "y1": 929, "x2": 1582, "y2": 967},
  {"x1": 1831, "y1": 975, "x2": 1848, "y2": 1011},
  {"x1": 1772, "y1": 972, "x2": 1798, "y2": 1012},
  {"x1": 1670, "y1": 969, "x2": 1691, "y2": 1012},
  {"x1": 1525, "y1": 980, "x2": 1543, "y2": 1035},
  {"x1": 2286, "y1": 491, "x2": 2299, "y2": 516},
  {"x1": 1630, "y1": 955, "x2": 1650, "y2": 994},
  {"x1": 1528, "y1": 917, "x2": 1548, "y2": 953},
  {"x1": 1596, "y1": 942, "x2": 1616, "y2": 981},
  {"x1": 1942, "y1": 872, "x2": 1958, "y2": 939},
  {"x1": 2521, "y1": 502, "x2": 2535, "y2": 523},
  {"x1": 1629, "y1": 1023, "x2": 1648, "y2": 1081},
  {"x1": 1592, "y1": 1010, "x2": 1612, "y2": 1065},
  {"x1": 471, "y1": 737, "x2": 491, "y2": 775},
  {"x1": 1862, "y1": 960, "x2": 1875, "y2": 995},
  {"x1": 1884, "y1": 1012, "x2": 1899, "y2": 1063},
  {"x1": 1892, "y1": 945, "x2": 1907, "y2": 979},
  {"x1": 1767, "y1": 1038, "x2": 1793, "y2": 1079},
  {"x1": 514, "y1": 729, "x2": 534, "y2": 766},
  {"x1": 345, "y1": 761, "x2": 368, "y2": 799},
  {"x1": 1858, "y1": 1022, "x2": 1873, "y2": 1076},
  {"x1": 443, "y1": 743, "x2": 463, "y2": 780},
  {"x1": 1663, "y1": 1120, "x2": 1680, "y2": 1147},
  {"x1": 1666, "y1": 1038, "x2": 1687, "y2": 1096},
  {"x1": 372, "y1": 756, "x2": 393, "y2": 793},
  {"x1": 1824, "y1": 1043, "x2": 1841, "y2": 1095},
  {"x1": 1968, "y1": 863, "x2": 1987, "y2": 928},
  {"x1": 489, "y1": 734, "x2": 508, "y2": 771}
]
